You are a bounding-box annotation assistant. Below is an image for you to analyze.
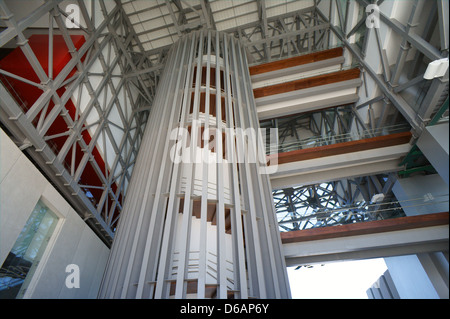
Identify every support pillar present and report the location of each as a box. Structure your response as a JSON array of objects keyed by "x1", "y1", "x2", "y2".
[
  {"x1": 416, "y1": 122, "x2": 449, "y2": 185},
  {"x1": 386, "y1": 173, "x2": 449, "y2": 298},
  {"x1": 98, "y1": 30, "x2": 290, "y2": 299}
]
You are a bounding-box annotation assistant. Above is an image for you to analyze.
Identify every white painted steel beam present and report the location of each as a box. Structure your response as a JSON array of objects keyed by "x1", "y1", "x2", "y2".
[
  {"x1": 256, "y1": 79, "x2": 361, "y2": 121},
  {"x1": 251, "y1": 56, "x2": 345, "y2": 87},
  {"x1": 270, "y1": 143, "x2": 410, "y2": 189},
  {"x1": 0, "y1": 0, "x2": 159, "y2": 242},
  {"x1": 283, "y1": 225, "x2": 449, "y2": 266}
]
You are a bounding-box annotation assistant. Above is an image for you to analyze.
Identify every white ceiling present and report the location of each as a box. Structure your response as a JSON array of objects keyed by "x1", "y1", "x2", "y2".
[{"x1": 121, "y1": 0, "x2": 315, "y2": 61}]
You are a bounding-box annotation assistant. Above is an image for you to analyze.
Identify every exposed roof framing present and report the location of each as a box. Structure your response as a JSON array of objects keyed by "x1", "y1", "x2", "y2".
[
  {"x1": 274, "y1": 173, "x2": 404, "y2": 232},
  {"x1": 0, "y1": 0, "x2": 333, "y2": 245},
  {"x1": 0, "y1": 0, "x2": 157, "y2": 245},
  {"x1": 0, "y1": 0, "x2": 448, "y2": 243},
  {"x1": 321, "y1": 0, "x2": 449, "y2": 135},
  {"x1": 122, "y1": 0, "x2": 322, "y2": 64},
  {"x1": 120, "y1": 0, "x2": 448, "y2": 136}
]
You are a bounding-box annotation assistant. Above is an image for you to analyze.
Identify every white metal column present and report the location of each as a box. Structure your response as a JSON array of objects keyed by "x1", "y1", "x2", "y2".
[{"x1": 98, "y1": 30, "x2": 290, "y2": 299}]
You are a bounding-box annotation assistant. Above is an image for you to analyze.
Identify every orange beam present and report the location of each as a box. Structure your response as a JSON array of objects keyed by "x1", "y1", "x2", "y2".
[
  {"x1": 271, "y1": 131, "x2": 412, "y2": 165},
  {"x1": 280, "y1": 212, "x2": 449, "y2": 244},
  {"x1": 253, "y1": 68, "x2": 360, "y2": 99},
  {"x1": 249, "y1": 47, "x2": 344, "y2": 76}
]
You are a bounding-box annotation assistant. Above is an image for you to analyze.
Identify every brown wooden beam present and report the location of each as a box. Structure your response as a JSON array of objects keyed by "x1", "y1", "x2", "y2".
[
  {"x1": 169, "y1": 280, "x2": 219, "y2": 298},
  {"x1": 271, "y1": 131, "x2": 412, "y2": 165},
  {"x1": 249, "y1": 47, "x2": 344, "y2": 76},
  {"x1": 253, "y1": 68, "x2": 360, "y2": 99},
  {"x1": 280, "y1": 212, "x2": 449, "y2": 244}
]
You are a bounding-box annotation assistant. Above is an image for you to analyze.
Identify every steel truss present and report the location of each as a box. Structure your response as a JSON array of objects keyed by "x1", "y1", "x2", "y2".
[
  {"x1": 127, "y1": 2, "x2": 331, "y2": 66},
  {"x1": 274, "y1": 173, "x2": 404, "y2": 231},
  {"x1": 1, "y1": 0, "x2": 448, "y2": 242},
  {"x1": 139, "y1": 0, "x2": 448, "y2": 136},
  {"x1": 130, "y1": 0, "x2": 449, "y2": 137},
  {"x1": 0, "y1": 1, "x2": 338, "y2": 243},
  {"x1": 320, "y1": 0, "x2": 449, "y2": 135},
  {"x1": 269, "y1": 0, "x2": 448, "y2": 232},
  {"x1": 265, "y1": 105, "x2": 409, "y2": 231},
  {"x1": 229, "y1": 5, "x2": 330, "y2": 65},
  {"x1": 124, "y1": 0, "x2": 448, "y2": 137},
  {"x1": 0, "y1": 0, "x2": 158, "y2": 245},
  {"x1": 260, "y1": 104, "x2": 411, "y2": 155}
]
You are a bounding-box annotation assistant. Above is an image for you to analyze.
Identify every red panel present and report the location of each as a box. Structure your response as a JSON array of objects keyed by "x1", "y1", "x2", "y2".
[{"x1": 0, "y1": 34, "x2": 121, "y2": 224}]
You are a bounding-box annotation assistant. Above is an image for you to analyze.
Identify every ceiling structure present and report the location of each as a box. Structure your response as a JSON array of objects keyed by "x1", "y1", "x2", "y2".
[
  {"x1": 273, "y1": 174, "x2": 406, "y2": 232},
  {"x1": 0, "y1": 0, "x2": 448, "y2": 245},
  {"x1": 121, "y1": 0, "x2": 323, "y2": 64}
]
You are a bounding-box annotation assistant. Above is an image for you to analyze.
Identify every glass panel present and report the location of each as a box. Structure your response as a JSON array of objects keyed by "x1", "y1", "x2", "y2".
[
  {"x1": 274, "y1": 179, "x2": 406, "y2": 232},
  {"x1": 399, "y1": 78, "x2": 432, "y2": 112},
  {"x1": 338, "y1": 0, "x2": 348, "y2": 30},
  {"x1": 262, "y1": 105, "x2": 411, "y2": 155},
  {"x1": 354, "y1": 3, "x2": 367, "y2": 53},
  {"x1": 0, "y1": 200, "x2": 58, "y2": 299}
]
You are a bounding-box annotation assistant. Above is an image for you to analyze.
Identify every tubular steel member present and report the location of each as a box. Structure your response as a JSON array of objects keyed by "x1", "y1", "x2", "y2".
[{"x1": 98, "y1": 30, "x2": 291, "y2": 299}]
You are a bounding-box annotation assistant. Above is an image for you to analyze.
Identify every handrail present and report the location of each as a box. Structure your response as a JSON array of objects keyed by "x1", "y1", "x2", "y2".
[
  {"x1": 277, "y1": 193, "x2": 449, "y2": 231},
  {"x1": 266, "y1": 123, "x2": 411, "y2": 155}
]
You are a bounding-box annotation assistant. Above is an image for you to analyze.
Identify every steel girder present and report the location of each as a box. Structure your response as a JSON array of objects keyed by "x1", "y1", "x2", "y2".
[
  {"x1": 274, "y1": 173, "x2": 404, "y2": 232},
  {"x1": 269, "y1": 0, "x2": 448, "y2": 233},
  {"x1": 0, "y1": 0, "x2": 158, "y2": 245},
  {"x1": 229, "y1": 6, "x2": 330, "y2": 65},
  {"x1": 260, "y1": 104, "x2": 411, "y2": 155},
  {"x1": 124, "y1": 0, "x2": 448, "y2": 136},
  {"x1": 319, "y1": 0, "x2": 449, "y2": 136},
  {"x1": 1, "y1": 0, "x2": 448, "y2": 242},
  {"x1": 129, "y1": 4, "x2": 332, "y2": 66}
]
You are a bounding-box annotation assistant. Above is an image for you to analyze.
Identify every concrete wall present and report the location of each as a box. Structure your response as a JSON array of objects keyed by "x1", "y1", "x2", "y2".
[
  {"x1": 384, "y1": 253, "x2": 448, "y2": 299},
  {"x1": 417, "y1": 122, "x2": 449, "y2": 185},
  {"x1": 392, "y1": 174, "x2": 449, "y2": 216},
  {"x1": 388, "y1": 174, "x2": 449, "y2": 298},
  {"x1": 0, "y1": 128, "x2": 109, "y2": 298},
  {"x1": 367, "y1": 270, "x2": 400, "y2": 299}
]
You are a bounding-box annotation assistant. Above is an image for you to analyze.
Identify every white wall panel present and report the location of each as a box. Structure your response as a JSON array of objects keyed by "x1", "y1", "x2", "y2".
[{"x1": 0, "y1": 128, "x2": 109, "y2": 299}]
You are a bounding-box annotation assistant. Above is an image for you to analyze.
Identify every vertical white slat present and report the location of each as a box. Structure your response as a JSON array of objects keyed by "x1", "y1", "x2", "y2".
[
  {"x1": 197, "y1": 30, "x2": 212, "y2": 299},
  {"x1": 118, "y1": 39, "x2": 185, "y2": 298},
  {"x1": 229, "y1": 35, "x2": 267, "y2": 298},
  {"x1": 225, "y1": 34, "x2": 257, "y2": 298},
  {"x1": 134, "y1": 36, "x2": 191, "y2": 298},
  {"x1": 214, "y1": 31, "x2": 228, "y2": 300},
  {"x1": 153, "y1": 32, "x2": 198, "y2": 299},
  {"x1": 238, "y1": 34, "x2": 291, "y2": 299},
  {"x1": 235, "y1": 37, "x2": 281, "y2": 298},
  {"x1": 174, "y1": 30, "x2": 205, "y2": 299},
  {"x1": 100, "y1": 39, "x2": 182, "y2": 298},
  {"x1": 222, "y1": 32, "x2": 248, "y2": 299},
  {"x1": 143, "y1": 38, "x2": 194, "y2": 296}
]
